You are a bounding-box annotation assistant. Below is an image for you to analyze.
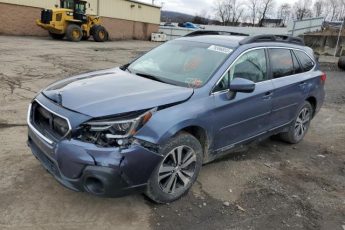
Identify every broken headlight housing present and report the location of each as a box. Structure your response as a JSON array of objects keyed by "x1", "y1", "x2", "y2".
[{"x1": 77, "y1": 108, "x2": 157, "y2": 147}]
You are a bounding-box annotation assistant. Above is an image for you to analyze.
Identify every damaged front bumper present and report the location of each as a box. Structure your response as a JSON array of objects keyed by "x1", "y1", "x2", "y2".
[
  {"x1": 28, "y1": 129, "x2": 163, "y2": 197},
  {"x1": 27, "y1": 96, "x2": 163, "y2": 197}
]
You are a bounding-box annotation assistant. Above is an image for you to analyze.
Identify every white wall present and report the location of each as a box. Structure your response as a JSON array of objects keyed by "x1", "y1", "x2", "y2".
[
  {"x1": 0, "y1": 0, "x2": 160, "y2": 24},
  {"x1": 0, "y1": 0, "x2": 57, "y2": 8},
  {"x1": 99, "y1": 0, "x2": 160, "y2": 24}
]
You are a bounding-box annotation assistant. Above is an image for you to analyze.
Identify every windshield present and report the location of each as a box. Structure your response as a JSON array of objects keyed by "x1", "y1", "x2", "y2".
[{"x1": 127, "y1": 40, "x2": 233, "y2": 88}]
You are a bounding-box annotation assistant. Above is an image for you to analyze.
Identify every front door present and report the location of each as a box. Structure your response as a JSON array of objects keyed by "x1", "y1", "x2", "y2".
[{"x1": 211, "y1": 48, "x2": 273, "y2": 151}]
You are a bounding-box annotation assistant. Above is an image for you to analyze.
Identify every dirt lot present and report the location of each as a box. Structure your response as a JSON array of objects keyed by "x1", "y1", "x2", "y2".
[{"x1": 0, "y1": 36, "x2": 344, "y2": 230}]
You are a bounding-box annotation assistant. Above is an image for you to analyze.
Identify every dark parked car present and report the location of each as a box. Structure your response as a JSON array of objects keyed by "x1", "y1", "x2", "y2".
[
  {"x1": 178, "y1": 22, "x2": 200, "y2": 29},
  {"x1": 162, "y1": 22, "x2": 176, "y2": 27},
  {"x1": 27, "y1": 34, "x2": 326, "y2": 203}
]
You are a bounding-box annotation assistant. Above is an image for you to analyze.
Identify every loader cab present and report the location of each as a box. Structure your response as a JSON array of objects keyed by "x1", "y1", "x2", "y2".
[{"x1": 60, "y1": 0, "x2": 88, "y2": 21}]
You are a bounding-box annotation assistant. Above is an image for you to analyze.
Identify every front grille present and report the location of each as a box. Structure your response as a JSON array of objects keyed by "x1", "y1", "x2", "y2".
[
  {"x1": 30, "y1": 101, "x2": 69, "y2": 141},
  {"x1": 30, "y1": 137, "x2": 61, "y2": 178},
  {"x1": 41, "y1": 9, "x2": 52, "y2": 24}
]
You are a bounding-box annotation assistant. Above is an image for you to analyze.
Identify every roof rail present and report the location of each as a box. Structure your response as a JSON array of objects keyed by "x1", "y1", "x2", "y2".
[
  {"x1": 185, "y1": 30, "x2": 249, "y2": 37},
  {"x1": 239, "y1": 34, "x2": 305, "y2": 46}
]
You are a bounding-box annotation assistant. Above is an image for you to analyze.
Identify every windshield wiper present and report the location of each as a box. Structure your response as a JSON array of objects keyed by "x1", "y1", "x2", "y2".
[
  {"x1": 120, "y1": 64, "x2": 132, "y2": 73},
  {"x1": 135, "y1": 72, "x2": 168, "y2": 84}
]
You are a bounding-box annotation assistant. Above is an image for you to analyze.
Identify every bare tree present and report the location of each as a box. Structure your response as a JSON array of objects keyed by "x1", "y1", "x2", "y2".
[
  {"x1": 247, "y1": 0, "x2": 260, "y2": 25},
  {"x1": 313, "y1": 0, "x2": 324, "y2": 17},
  {"x1": 258, "y1": 0, "x2": 275, "y2": 27},
  {"x1": 339, "y1": 0, "x2": 345, "y2": 21},
  {"x1": 293, "y1": 0, "x2": 312, "y2": 20},
  {"x1": 328, "y1": 0, "x2": 345, "y2": 21},
  {"x1": 214, "y1": 0, "x2": 227, "y2": 25},
  {"x1": 329, "y1": 0, "x2": 339, "y2": 21},
  {"x1": 277, "y1": 3, "x2": 291, "y2": 26},
  {"x1": 214, "y1": 0, "x2": 245, "y2": 26},
  {"x1": 229, "y1": 0, "x2": 245, "y2": 25}
]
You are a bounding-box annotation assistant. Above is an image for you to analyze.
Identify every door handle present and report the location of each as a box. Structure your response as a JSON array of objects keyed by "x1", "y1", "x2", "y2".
[
  {"x1": 299, "y1": 82, "x2": 307, "y2": 87},
  {"x1": 262, "y1": 92, "x2": 273, "y2": 100}
]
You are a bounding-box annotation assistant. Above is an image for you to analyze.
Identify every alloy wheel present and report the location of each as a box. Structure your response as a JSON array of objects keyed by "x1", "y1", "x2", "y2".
[
  {"x1": 294, "y1": 107, "x2": 310, "y2": 139},
  {"x1": 158, "y1": 146, "x2": 197, "y2": 194}
]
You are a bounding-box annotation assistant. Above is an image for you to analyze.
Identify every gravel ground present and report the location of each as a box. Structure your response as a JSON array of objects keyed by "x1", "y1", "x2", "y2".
[{"x1": 0, "y1": 36, "x2": 344, "y2": 230}]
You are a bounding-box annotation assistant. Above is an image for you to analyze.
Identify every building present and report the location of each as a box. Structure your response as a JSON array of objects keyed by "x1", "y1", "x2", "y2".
[
  {"x1": 0, "y1": 0, "x2": 161, "y2": 40},
  {"x1": 259, "y1": 19, "x2": 283, "y2": 27}
]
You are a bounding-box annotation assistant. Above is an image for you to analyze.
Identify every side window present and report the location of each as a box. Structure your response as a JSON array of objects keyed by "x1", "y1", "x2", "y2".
[
  {"x1": 269, "y1": 48, "x2": 294, "y2": 78},
  {"x1": 214, "y1": 71, "x2": 230, "y2": 92},
  {"x1": 292, "y1": 51, "x2": 303, "y2": 74},
  {"x1": 294, "y1": 50, "x2": 315, "y2": 72},
  {"x1": 214, "y1": 49, "x2": 267, "y2": 92}
]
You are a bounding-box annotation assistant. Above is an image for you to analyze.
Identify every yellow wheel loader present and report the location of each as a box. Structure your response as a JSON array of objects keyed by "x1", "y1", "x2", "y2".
[{"x1": 36, "y1": 0, "x2": 108, "y2": 42}]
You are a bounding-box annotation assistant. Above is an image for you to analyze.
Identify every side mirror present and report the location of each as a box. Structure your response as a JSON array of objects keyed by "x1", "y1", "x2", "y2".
[{"x1": 228, "y1": 78, "x2": 255, "y2": 99}]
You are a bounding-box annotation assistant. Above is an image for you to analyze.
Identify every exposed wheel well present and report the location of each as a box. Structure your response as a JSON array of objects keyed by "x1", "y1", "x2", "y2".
[
  {"x1": 181, "y1": 126, "x2": 208, "y2": 158},
  {"x1": 306, "y1": 96, "x2": 317, "y2": 116}
]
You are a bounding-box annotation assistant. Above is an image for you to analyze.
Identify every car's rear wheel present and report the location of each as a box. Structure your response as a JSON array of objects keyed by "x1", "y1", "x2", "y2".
[
  {"x1": 145, "y1": 132, "x2": 203, "y2": 203},
  {"x1": 280, "y1": 101, "x2": 313, "y2": 144}
]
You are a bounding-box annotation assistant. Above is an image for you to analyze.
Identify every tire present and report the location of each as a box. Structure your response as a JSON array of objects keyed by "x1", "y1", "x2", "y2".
[
  {"x1": 145, "y1": 132, "x2": 203, "y2": 203},
  {"x1": 280, "y1": 101, "x2": 313, "y2": 144},
  {"x1": 49, "y1": 32, "x2": 65, "y2": 40},
  {"x1": 92, "y1": 25, "x2": 108, "y2": 42},
  {"x1": 338, "y1": 56, "x2": 345, "y2": 70},
  {"x1": 66, "y1": 24, "x2": 83, "y2": 42}
]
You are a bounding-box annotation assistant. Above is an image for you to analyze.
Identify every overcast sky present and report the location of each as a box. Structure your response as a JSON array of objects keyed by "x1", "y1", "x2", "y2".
[{"x1": 139, "y1": 0, "x2": 299, "y2": 17}]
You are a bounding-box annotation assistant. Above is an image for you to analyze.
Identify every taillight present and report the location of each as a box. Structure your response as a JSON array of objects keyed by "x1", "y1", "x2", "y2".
[{"x1": 321, "y1": 72, "x2": 327, "y2": 82}]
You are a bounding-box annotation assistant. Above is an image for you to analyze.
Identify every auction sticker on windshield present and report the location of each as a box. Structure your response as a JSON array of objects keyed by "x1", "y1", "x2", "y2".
[{"x1": 208, "y1": 45, "x2": 233, "y2": 54}]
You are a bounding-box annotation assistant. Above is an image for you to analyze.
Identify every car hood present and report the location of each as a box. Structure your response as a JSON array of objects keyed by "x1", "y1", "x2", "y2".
[{"x1": 43, "y1": 68, "x2": 194, "y2": 117}]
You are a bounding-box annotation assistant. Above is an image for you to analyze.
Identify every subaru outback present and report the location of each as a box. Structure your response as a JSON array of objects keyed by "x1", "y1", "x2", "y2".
[{"x1": 27, "y1": 34, "x2": 325, "y2": 203}]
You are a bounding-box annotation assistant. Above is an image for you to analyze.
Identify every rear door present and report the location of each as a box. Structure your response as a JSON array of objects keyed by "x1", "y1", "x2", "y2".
[
  {"x1": 212, "y1": 48, "x2": 274, "y2": 151},
  {"x1": 268, "y1": 48, "x2": 314, "y2": 129}
]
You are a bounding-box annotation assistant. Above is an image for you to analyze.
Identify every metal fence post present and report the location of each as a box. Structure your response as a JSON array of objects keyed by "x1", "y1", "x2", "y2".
[
  {"x1": 334, "y1": 7, "x2": 345, "y2": 57},
  {"x1": 291, "y1": 21, "x2": 296, "y2": 36}
]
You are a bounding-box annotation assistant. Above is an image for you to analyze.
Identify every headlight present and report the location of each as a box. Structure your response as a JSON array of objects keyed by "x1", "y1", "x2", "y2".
[{"x1": 84, "y1": 108, "x2": 157, "y2": 139}]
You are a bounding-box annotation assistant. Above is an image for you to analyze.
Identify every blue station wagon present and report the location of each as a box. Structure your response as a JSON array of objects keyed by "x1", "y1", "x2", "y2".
[{"x1": 27, "y1": 34, "x2": 326, "y2": 203}]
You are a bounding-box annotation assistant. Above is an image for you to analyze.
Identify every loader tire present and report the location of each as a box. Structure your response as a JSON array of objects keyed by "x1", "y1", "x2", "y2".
[
  {"x1": 338, "y1": 56, "x2": 345, "y2": 70},
  {"x1": 49, "y1": 32, "x2": 65, "y2": 40},
  {"x1": 66, "y1": 24, "x2": 83, "y2": 42},
  {"x1": 92, "y1": 25, "x2": 108, "y2": 42}
]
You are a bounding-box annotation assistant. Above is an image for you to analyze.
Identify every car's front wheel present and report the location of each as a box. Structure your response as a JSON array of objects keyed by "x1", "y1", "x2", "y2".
[
  {"x1": 145, "y1": 132, "x2": 203, "y2": 203},
  {"x1": 280, "y1": 101, "x2": 313, "y2": 144}
]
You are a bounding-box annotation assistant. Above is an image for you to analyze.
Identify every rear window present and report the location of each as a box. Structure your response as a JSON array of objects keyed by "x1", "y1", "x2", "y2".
[
  {"x1": 292, "y1": 51, "x2": 303, "y2": 74},
  {"x1": 268, "y1": 49, "x2": 294, "y2": 78},
  {"x1": 294, "y1": 50, "x2": 315, "y2": 72}
]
